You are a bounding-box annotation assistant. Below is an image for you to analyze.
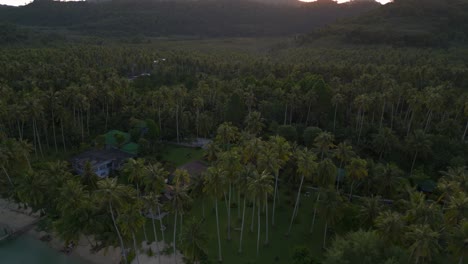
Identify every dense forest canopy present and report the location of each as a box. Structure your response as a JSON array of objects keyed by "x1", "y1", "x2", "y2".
[
  {"x1": 0, "y1": 1, "x2": 467, "y2": 264},
  {"x1": 0, "y1": 0, "x2": 381, "y2": 37}
]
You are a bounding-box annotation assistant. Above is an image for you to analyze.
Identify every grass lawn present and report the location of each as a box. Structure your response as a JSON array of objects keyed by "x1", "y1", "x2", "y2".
[
  {"x1": 138, "y1": 190, "x2": 329, "y2": 264},
  {"x1": 159, "y1": 144, "x2": 205, "y2": 167}
]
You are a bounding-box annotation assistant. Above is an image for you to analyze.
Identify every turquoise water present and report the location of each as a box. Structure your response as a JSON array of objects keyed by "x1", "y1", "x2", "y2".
[{"x1": 0, "y1": 236, "x2": 89, "y2": 264}]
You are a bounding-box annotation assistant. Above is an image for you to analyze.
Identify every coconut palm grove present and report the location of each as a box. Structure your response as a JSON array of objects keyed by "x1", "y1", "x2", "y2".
[{"x1": 0, "y1": 0, "x2": 468, "y2": 264}]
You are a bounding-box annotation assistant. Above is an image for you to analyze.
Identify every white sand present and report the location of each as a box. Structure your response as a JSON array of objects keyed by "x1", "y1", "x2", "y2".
[{"x1": 132, "y1": 241, "x2": 184, "y2": 264}]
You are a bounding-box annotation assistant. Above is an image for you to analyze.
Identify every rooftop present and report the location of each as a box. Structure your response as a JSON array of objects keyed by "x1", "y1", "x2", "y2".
[{"x1": 71, "y1": 149, "x2": 134, "y2": 168}]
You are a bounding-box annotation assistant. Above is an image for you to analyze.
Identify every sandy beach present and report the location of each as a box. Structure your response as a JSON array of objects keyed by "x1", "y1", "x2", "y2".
[{"x1": 1, "y1": 198, "x2": 182, "y2": 264}]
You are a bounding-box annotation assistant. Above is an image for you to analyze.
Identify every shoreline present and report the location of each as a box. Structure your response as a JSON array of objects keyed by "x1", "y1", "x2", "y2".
[{"x1": 1, "y1": 198, "x2": 183, "y2": 264}]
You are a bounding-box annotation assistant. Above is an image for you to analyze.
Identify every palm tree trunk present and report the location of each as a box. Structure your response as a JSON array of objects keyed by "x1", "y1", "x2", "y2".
[
  {"x1": 379, "y1": 99, "x2": 386, "y2": 129},
  {"x1": 357, "y1": 112, "x2": 365, "y2": 144},
  {"x1": 150, "y1": 208, "x2": 161, "y2": 264},
  {"x1": 310, "y1": 191, "x2": 321, "y2": 234},
  {"x1": 283, "y1": 105, "x2": 288, "y2": 125},
  {"x1": 462, "y1": 120, "x2": 468, "y2": 141},
  {"x1": 132, "y1": 232, "x2": 140, "y2": 264},
  {"x1": 51, "y1": 108, "x2": 58, "y2": 153},
  {"x1": 202, "y1": 198, "x2": 205, "y2": 219},
  {"x1": 410, "y1": 151, "x2": 418, "y2": 176},
  {"x1": 227, "y1": 182, "x2": 232, "y2": 240},
  {"x1": 61, "y1": 117, "x2": 66, "y2": 152},
  {"x1": 142, "y1": 221, "x2": 148, "y2": 243},
  {"x1": 349, "y1": 181, "x2": 355, "y2": 201},
  {"x1": 2, "y1": 166, "x2": 14, "y2": 188},
  {"x1": 264, "y1": 194, "x2": 269, "y2": 245},
  {"x1": 175, "y1": 104, "x2": 180, "y2": 144},
  {"x1": 173, "y1": 211, "x2": 178, "y2": 264},
  {"x1": 250, "y1": 199, "x2": 255, "y2": 233},
  {"x1": 288, "y1": 174, "x2": 304, "y2": 235},
  {"x1": 323, "y1": 221, "x2": 328, "y2": 248},
  {"x1": 157, "y1": 205, "x2": 165, "y2": 243},
  {"x1": 215, "y1": 199, "x2": 222, "y2": 262},
  {"x1": 238, "y1": 197, "x2": 246, "y2": 253},
  {"x1": 333, "y1": 104, "x2": 338, "y2": 132},
  {"x1": 256, "y1": 200, "x2": 261, "y2": 256},
  {"x1": 237, "y1": 190, "x2": 241, "y2": 219},
  {"x1": 272, "y1": 170, "x2": 279, "y2": 227},
  {"x1": 109, "y1": 202, "x2": 127, "y2": 264}
]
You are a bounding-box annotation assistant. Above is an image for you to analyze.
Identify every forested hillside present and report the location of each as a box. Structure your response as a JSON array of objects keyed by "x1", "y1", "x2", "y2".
[
  {"x1": 304, "y1": 0, "x2": 468, "y2": 47},
  {"x1": 0, "y1": 0, "x2": 380, "y2": 37}
]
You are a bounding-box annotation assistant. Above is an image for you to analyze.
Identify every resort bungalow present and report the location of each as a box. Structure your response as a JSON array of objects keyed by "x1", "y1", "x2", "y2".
[
  {"x1": 71, "y1": 149, "x2": 134, "y2": 178},
  {"x1": 72, "y1": 129, "x2": 140, "y2": 178}
]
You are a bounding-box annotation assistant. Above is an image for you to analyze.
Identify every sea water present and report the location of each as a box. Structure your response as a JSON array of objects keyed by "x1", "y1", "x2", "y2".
[{"x1": 0, "y1": 236, "x2": 89, "y2": 264}]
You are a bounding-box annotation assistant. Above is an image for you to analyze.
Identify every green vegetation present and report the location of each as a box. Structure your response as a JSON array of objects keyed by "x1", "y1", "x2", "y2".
[{"x1": 1, "y1": 0, "x2": 468, "y2": 263}]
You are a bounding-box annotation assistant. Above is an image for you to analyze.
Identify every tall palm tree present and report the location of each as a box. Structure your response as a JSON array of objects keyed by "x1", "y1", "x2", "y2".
[
  {"x1": 96, "y1": 178, "x2": 136, "y2": 264},
  {"x1": 333, "y1": 141, "x2": 355, "y2": 190},
  {"x1": 247, "y1": 169, "x2": 273, "y2": 254},
  {"x1": 216, "y1": 122, "x2": 239, "y2": 151},
  {"x1": 118, "y1": 201, "x2": 145, "y2": 264},
  {"x1": 311, "y1": 158, "x2": 337, "y2": 234},
  {"x1": 314, "y1": 132, "x2": 335, "y2": 160},
  {"x1": 358, "y1": 196, "x2": 383, "y2": 228},
  {"x1": 144, "y1": 162, "x2": 168, "y2": 243},
  {"x1": 318, "y1": 188, "x2": 344, "y2": 248},
  {"x1": 142, "y1": 193, "x2": 162, "y2": 264},
  {"x1": 405, "y1": 224, "x2": 440, "y2": 264},
  {"x1": 203, "y1": 166, "x2": 227, "y2": 262},
  {"x1": 244, "y1": 111, "x2": 264, "y2": 136},
  {"x1": 346, "y1": 158, "x2": 368, "y2": 201},
  {"x1": 405, "y1": 129, "x2": 431, "y2": 176},
  {"x1": 444, "y1": 191, "x2": 468, "y2": 225},
  {"x1": 123, "y1": 158, "x2": 147, "y2": 196},
  {"x1": 372, "y1": 127, "x2": 398, "y2": 160},
  {"x1": 219, "y1": 150, "x2": 241, "y2": 241},
  {"x1": 331, "y1": 93, "x2": 344, "y2": 132},
  {"x1": 238, "y1": 164, "x2": 256, "y2": 253},
  {"x1": 268, "y1": 136, "x2": 291, "y2": 227},
  {"x1": 179, "y1": 217, "x2": 208, "y2": 264},
  {"x1": 171, "y1": 170, "x2": 192, "y2": 264},
  {"x1": 288, "y1": 148, "x2": 317, "y2": 236},
  {"x1": 375, "y1": 211, "x2": 406, "y2": 245},
  {"x1": 448, "y1": 220, "x2": 468, "y2": 264}
]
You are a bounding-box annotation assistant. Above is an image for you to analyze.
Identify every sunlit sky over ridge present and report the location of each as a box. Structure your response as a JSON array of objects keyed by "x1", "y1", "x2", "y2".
[{"x1": 1, "y1": 0, "x2": 392, "y2": 7}]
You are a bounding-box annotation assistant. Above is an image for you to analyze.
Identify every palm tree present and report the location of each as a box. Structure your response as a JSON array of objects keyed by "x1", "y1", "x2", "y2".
[
  {"x1": 123, "y1": 158, "x2": 147, "y2": 196},
  {"x1": 311, "y1": 158, "x2": 336, "y2": 234},
  {"x1": 203, "y1": 166, "x2": 227, "y2": 262},
  {"x1": 238, "y1": 164, "x2": 256, "y2": 253},
  {"x1": 372, "y1": 128, "x2": 398, "y2": 160},
  {"x1": 193, "y1": 96, "x2": 204, "y2": 139},
  {"x1": 219, "y1": 150, "x2": 241, "y2": 241},
  {"x1": 247, "y1": 169, "x2": 273, "y2": 255},
  {"x1": 375, "y1": 211, "x2": 406, "y2": 245},
  {"x1": 216, "y1": 122, "x2": 239, "y2": 151},
  {"x1": 346, "y1": 158, "x2": 368, "y2": 201},
  {"x1": 142, "y1": 193, "x2": 162, "y2": 264},
  {"x1": 171, "y1": 170, "x2": 192, "y2": 264},
  {"x1": 406, "y1": 130, "x2": 431, "y2": 176},
  {"x1": 96, "y1": 178, "x2": 136, "y2": 264},
  {"x1": 448, "y1": 220, "x2": 468, "y2": 264},
  {"x1": 441, "y1": 166, "x2": 467, "y2": 193},
  {"x1": 179, "y1": 217, "x2": 208, "y2": 264},
  {"x1": 244, "y1": 111, "x2": 264, "y2": 136},
  {"x1": 445, "y1": 191, "x2": 468, "y2": 225},
  {"x1": 118, "y1": 201, "x2": 145, "y2": 264},
  {"x1": 288, "y1": 148, "x2": 317, "y2": 235},
  {"x1": 314, "y1": 132, "x2": 335, "y2": 160},
  {"x1": 374, "y1": 163, "x2": 404, "y2": 198},
  {"x1": 144, "y1": 162, "x2": 168, "y2": 243},
  {"x1": 405, "y1": 224, "x2": 440, "y2": 264},
  {"x1": 358, "y1": 196, "x2": 383, "y2": 228},
  {"x1": 268, "y1": 136, "x2": 292, "y2": 227},
  {"x1": 333, "y1": 141, "x2": 355, "y2": 190},
  {"x1": 331, "y1": 93, "x2": 344, "y2": 132},
  {"x1": 318, "y1": 188, "x2": 344, "y2": 248}
]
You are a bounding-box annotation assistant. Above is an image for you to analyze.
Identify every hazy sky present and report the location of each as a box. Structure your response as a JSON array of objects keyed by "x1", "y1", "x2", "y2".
[{"x1": 1, "y1": 0, "x2": 392, "y2": 7}]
